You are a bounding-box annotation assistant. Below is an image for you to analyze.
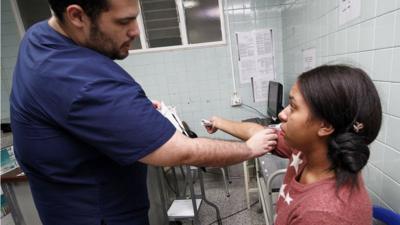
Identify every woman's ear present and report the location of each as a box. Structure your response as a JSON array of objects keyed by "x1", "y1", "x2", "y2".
[{"x1": 318, "y1": 121, "x2": 334, "y2": 137}]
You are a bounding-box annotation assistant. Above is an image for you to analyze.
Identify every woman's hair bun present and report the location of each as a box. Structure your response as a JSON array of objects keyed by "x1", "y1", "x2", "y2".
[{"x1": 328, "y1": 132, "x2": 369, "y2": 187}]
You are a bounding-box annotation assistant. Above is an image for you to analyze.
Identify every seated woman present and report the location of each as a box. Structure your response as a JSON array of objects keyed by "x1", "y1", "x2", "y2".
[{"x1": 205, "y1": 65, "x2": 381, "y2": 225}]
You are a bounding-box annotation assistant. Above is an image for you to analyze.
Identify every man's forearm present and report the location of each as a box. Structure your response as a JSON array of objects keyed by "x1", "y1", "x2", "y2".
[
  {"x1": 183, "y1": 137, "x2": 253, "y2": 167},
  {"x1": 140, "y1": 129, "x2": 275, "y2": 167}
]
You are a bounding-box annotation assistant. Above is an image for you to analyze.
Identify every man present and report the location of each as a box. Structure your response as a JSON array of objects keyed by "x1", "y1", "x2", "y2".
[{"x1": 10, "y1": 0, "x2": 278, "y2": 225}]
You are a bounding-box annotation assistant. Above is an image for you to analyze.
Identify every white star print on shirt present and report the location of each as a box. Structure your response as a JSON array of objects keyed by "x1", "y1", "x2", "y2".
[
  {"x1": 279, "y1": 184, "x2": 286, "y2": 200},
  {"x1": 290, "y1": 152, "x2": 303, "y2": 174},
  {"x1": 284, "y1": 192, "x2": 293, "y2": 205}
]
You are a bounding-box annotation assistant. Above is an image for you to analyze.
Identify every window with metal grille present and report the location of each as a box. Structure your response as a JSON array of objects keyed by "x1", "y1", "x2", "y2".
[{"x1": 132, "y1": 0, "x2": 225, "y2": 51}]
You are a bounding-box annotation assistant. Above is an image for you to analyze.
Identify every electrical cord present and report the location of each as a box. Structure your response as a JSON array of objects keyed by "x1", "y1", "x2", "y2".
[
  {"x1": 206, "y1": 200, "x2": 260, "y2": 225},
  {"x1": 241, "y1": 103, "x2": 268, "y2": 118}
]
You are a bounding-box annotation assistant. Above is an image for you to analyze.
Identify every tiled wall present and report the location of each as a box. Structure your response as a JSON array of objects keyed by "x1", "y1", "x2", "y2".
[
  {"x1": 117, "y1": 0, "x2": 284, "y2": 139},
  {"x1": 1, "y1": 0, "x2": 20, "y2": 120},
  {"x1": 281, "y1": 0, "x2": 400, "y2": 213}
]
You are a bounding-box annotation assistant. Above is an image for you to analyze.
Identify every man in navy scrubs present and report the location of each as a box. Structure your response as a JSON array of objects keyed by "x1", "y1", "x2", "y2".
[{"x1": 10, "y1": 0, "x2": 278, "y2": 225}]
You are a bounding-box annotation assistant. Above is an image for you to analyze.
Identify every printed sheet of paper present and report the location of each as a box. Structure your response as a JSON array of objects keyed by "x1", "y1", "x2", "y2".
[
  {"x1": 257, "y1": 56, "x2": 274, "y2": 77},
  {"x1": 255, "y1": 30, "x2": 273, "y2": 56},
  {"x1": 237, "y1": 29, "x2": 275, "y2": 102},
  {"x1": 237, "y1": 32, "x2": 256, "y2": 58},
  {"x1": 238, "y1": 58, "x2": 257, "y2": 83},
  {"x1": 236, "y1": 29, "x2": 275, "y2": 85},
  {"x1": 252, "y1": 77, "x2": 269, "y2": 102}
]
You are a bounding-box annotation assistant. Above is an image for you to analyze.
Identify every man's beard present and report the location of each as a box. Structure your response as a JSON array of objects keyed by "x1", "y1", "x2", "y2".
[{"x1": 87, "y1": 23, "x2": 128, "y2": 60}]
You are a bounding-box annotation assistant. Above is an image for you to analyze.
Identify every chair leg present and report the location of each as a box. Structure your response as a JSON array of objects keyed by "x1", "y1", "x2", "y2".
[
  {"x1": 187, "y1": 166, "x2": 200, "y2": 225},
  {"x1": 224, "y1": 167, "x2": 232, "y2": 184},
  {"x1": 199, "y1": 170, "x2": 223, "y2": 225},
  {"x1": 243, "y1": 161, "x2": 251, "y2": 209},
  {"x1": 220, "y1": 168, "x2": 230, "y2": 197}
]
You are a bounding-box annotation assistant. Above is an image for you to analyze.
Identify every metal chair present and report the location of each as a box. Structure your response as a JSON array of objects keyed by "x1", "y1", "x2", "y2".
[
  {"x1": 255, "y1": 153, "x2": 288, "y2": 224},
  {"x1": 156, "y1": 164, "x2": 223, "y2": 225}
]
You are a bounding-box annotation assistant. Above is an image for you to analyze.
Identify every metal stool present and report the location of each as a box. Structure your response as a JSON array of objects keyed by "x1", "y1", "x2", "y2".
[{"x1": 157, "y1": 165, "x2": 222, "y2": 225}]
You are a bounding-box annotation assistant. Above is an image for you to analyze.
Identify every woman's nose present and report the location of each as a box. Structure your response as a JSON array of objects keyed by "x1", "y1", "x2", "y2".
[{"x1": 278, "y1": 106, "x2": 289, "y2": 122}]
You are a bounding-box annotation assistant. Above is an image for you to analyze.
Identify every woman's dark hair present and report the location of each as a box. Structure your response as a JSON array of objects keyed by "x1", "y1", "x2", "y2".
[
  {"x1": 297, "y1": 65, "x2": 382, "y2": 190},
  {"x1": 48, "y1": 0, "x2": 110, "y2": 23}
]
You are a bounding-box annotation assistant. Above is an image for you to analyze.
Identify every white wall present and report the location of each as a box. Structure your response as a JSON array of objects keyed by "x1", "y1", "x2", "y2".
[{"x1": 1, "y1": 0, "x2": 21, "y2": 120}]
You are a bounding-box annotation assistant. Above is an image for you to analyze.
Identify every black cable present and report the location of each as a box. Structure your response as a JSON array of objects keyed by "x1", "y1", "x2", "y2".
[
  {"x1": 241, "y1": 103, "x2": 267, "y2": 118},
  {"x1": 206, "y1": 200, "x2": 260, "y2": 225}
]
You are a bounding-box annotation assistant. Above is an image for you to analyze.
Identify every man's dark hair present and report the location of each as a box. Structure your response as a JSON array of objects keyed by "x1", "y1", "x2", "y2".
[
  {"x1": 48, "y1": 0, "x2": 110, "y2": 23},
  {"x1": 297, "y1": 65, "x2": 382, "y2": 190}
]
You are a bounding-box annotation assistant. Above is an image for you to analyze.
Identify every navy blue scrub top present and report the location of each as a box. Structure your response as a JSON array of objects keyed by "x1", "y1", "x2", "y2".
[{"x1": 10, "y1": 20, "x2": 176, "y2": 225}]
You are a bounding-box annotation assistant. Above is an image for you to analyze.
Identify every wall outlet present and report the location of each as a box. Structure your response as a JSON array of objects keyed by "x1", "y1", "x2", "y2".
[{"x1": 231, "y1": 94, "x2": 242, "y2": 107}]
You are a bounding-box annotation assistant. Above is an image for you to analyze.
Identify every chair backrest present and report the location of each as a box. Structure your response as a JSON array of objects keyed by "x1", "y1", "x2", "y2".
[
  {"x1": 373, "y1": 205, "x2": 400, "y2": 225},
  {"x1": 266, "y1": 169, "x2": 287, "y2": 224}
]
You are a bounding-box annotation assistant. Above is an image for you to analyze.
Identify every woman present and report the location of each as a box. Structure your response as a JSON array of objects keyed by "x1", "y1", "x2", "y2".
[{"x1": 206, "y1": 65, "x2": 381, "y2": 225}]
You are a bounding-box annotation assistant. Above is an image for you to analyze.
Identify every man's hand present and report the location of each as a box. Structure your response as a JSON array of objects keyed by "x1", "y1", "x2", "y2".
[{"x1": 246, "y1": 128, "x2": 278, "y2": 157}]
